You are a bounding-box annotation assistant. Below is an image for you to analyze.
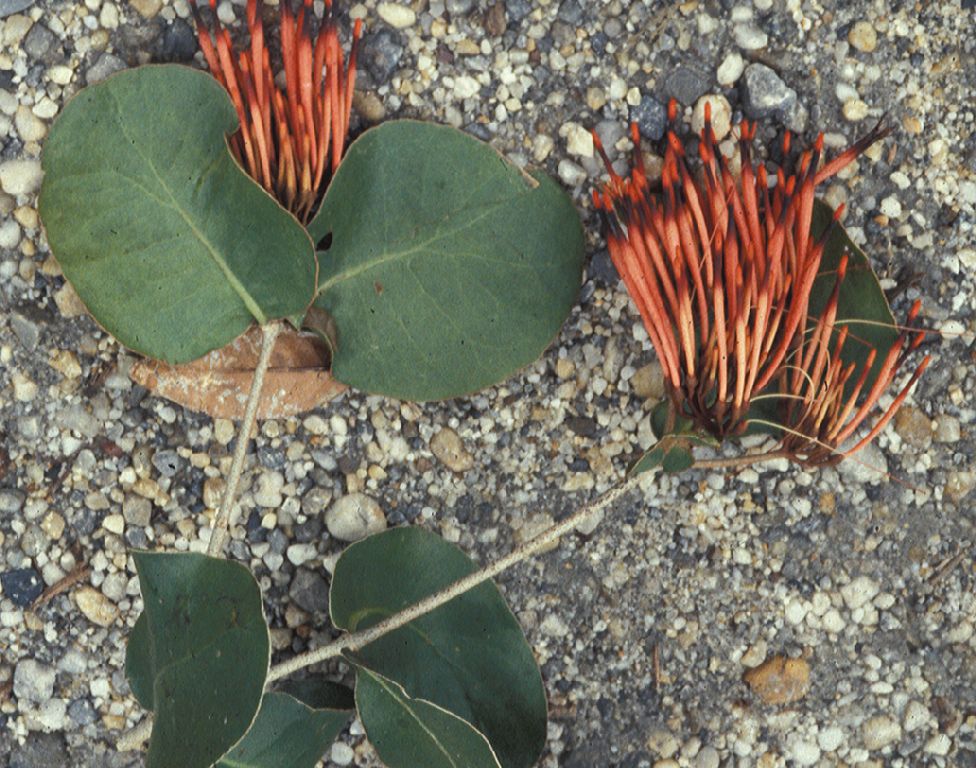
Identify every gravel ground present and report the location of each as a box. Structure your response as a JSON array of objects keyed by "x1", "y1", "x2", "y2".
[{"x1": 1, "y1": 0, "x2": 975, "y2": 766}]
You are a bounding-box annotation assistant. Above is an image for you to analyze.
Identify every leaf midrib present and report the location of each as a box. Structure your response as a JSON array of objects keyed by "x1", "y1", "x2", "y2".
[
  {"x1": 368, "y1": 672, "x2": 460, "y2": 768},
  {"x1": 317, "y1": 197, "x2": 513, "y2": 294},
  {"x1": 108, "y1": 89, "x2": 268, "y2": 325}
]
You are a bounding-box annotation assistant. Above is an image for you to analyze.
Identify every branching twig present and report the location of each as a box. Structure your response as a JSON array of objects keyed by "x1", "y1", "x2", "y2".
[
  {"x1": 266, "y1": 446, "x2": 790, "y2": 681},
  {"x1": 119, "y1": 443, "x2": 792, "y2": 749},
  {"x1": 266, "y1": 471, "x2": 645, "y2": 681},
  {"x1": 207, "y1": 321, "x2": 282, "y2": 557}
]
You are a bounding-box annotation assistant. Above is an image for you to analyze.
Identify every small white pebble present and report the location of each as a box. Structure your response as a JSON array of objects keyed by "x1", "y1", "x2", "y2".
[
  {"x1": 377, "y1": 2, "x2": 415, "y2": 28},
  {"x1": 880, "y1": 195, "x2": 902, "y2": 218},
  {"x1": 716, "y1": 52, "x2": 745, "y2": 85}
]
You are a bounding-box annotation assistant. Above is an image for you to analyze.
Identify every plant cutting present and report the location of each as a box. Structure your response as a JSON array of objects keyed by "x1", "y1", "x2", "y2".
[
  {"x1": 592, "y1": 100, "x2": 929, "y2": 469},
  {"x1": 107, "y1": 102, "x2": 930, "y2": 768},
  {"x1": 37, "y1": 1, "x2": 582, "y2": 765},
  {"x1": 34, "y1": 0, "x2": 930, "y2": 762}
]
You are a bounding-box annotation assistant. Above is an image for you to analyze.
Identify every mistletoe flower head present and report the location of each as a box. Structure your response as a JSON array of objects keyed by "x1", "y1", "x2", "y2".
[
  {"x1": 592, "y1": 101, "x2": 928, "y2": 465},
  {"x1": 191, "y1": 0, "x2": 361, "y2": 222}
]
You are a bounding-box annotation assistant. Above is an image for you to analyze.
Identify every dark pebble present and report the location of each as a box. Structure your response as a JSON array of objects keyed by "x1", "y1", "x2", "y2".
[
  {"x1": 289, "y1": 568, "x2": 329, "y2": 613},
  {"x1": 556, "y1": 0, "x2": 583, "y2": 24},
  {"x1": 337, "y1": 451, "x2": 361, "y2": 474},
  {"x1": 568, "y1": 457, "x2": 590, "y2": 472},
  {"x1": 257, "y1": 445, "x2": 285, "y2": 469},
  {"x1": 590, "y1": 31, "x2": 608, "y2": 55},
  {"x1": 587, "y1": 249, "x2": 619, "y2": 285},
  {"x1": 293, "y1": 517, "x2": 323, "y2": 543},
  {"x1": 465, "y1": 121, "x2": 493, "y2": 141},
  {"x1": 124, "y1": 528, "x2": 148, "y2": 549},
  {"x1": 360, "y1": 28, "x2": 404, "y2": 83},
  {"x1": 566, "y1": 416, "x2": 597, "y2": 437},
  {"x1": 0, "y1": 567, "x2": 43, "y2": 607},
  {"x1": 483, "y1": 1, "x2": 507, "y2": 36},
  {"x1": 664, "y1": 66, "x2": 709, "y2": 106},
  {"x1": 246, "y1": 510, "x2": 267, "y2": 543},
  {"x1": 629, "y1": 95, "x2": 666, "y2": 141},
  {"x1": 507, "y1": 0, "x2": 532, "y2": 21},
  {"x1": 158, "y1": 19, "x2": 197, "y2": 63}
]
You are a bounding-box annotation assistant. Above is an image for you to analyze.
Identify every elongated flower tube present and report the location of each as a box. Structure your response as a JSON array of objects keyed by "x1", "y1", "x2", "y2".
[
  {"x1": 191, "y1": 0, "x2": 361, "y2": 222},
  {"x1": 776, "y1": 289, "x2": 929, "y2": 465},
  {"x1": 593, "y1": 101, "x2": 928, "y2": 464}
]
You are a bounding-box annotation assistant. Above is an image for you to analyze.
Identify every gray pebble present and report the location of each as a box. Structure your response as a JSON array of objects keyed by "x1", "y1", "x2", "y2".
[
  {"x1": 603, "y1": 17, "x2": 623, "y2": 37},
  {"x1": 23, "y1": 23, "x2": 58, "y2": 64},
  {"x1": 0, "y1": 488, "x2": 25, "y2": 513},
  {"x1": 629, "y1": 95, "x2": 667, "y2": 141},
  {"x1": 151, "y1": 449, "x2": 181, "y2": 477},
  {"x1": 60, "y1": 404, "x2": 100, "y2": 439},
  {"x1": 10, "y1": 312, "x2": 41, "y2": 350},
  {"x1": 695, "y1": 746, "x2": 720, "y2": 768},
  {"x1": 19, "y1": 524, "x2": 46, "y2": 558},
  {"x1": 289, "y1": 567, "x2": 329, "y2": 613},
  {"x1": 0, "y1": 0, "x2": 35, "y2": 18},
  {"x1": 67, "y1": 697, "x2": 97, "y2": 726},
  {"x1": 122, "y1": 496, "x2": 152, "y2": 527},
  {"x1": 86, "y1": 53, "x2": 126, "y2": 85},
  {"x1": 254, "y1": 470, "x2": 284, "y2": 508},
  {"x1": 13, "y1": 659, "x2": 56, "y2": 704},
  {"x1": 556, "y1": 0, "x2": 583, "y2": 24},
  {"x1": 507, "y1": 0, "x2": 531, "y2": 21},
  {"x1": 17, "y1": 416, "x2": 39, "y2": 440},
  {"x1": 741, "y1": 62, "x2": 797, "y2": 122},
  {"x1": 360, "y1": 28, "x2": 404, "y2": 84},
  {"x1": 665, "y1": 66, "x2": 709, "y2": 106}
]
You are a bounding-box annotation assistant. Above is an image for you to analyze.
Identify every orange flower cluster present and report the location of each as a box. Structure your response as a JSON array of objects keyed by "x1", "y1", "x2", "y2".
[
  {"x1": 191, "y1": 0, "x2": 361, "y2": 221},
  {"x1": 592, "y1": 101, "x2": 928, "y2": 465}
]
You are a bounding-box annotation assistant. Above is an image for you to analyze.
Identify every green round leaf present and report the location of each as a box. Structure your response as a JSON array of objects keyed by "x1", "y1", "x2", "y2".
[
  {"x1": 355, "y1": 669, "x2": 501, "y2": 768},
  {"x1": 309, "y1": 120, "x2": 584, "y2": 401},
  {"x1": 217, "y1": 681, "x2": 354, "y2": 768},
  {"x1": 126, "y1": 551, "x2": 270, "y2": 768},
  {"x1": 39, "y1": 64, "x2": 316, "y2": 364},
  {"x1": 330, "y1": 527, "x2": 547, "y2": 768}
]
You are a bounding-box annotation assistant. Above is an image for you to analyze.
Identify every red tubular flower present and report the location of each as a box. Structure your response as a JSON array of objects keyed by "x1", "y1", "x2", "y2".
[
  {"x1": 593, "y1": 100, "x2": 928, "y2": 464},
  {"x1": 191, "y1": 0, "x2": 361, "y2": 222}
]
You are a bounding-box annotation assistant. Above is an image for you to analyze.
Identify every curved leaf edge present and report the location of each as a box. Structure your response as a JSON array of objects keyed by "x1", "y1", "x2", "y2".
[{"x1": 38, "y1": 63, "x2": 319, "y2": 365}]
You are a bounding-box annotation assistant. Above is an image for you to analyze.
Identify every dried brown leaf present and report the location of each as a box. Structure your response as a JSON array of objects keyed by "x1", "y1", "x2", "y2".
[{"x1": 130, "y1": 325, "x2": 345, "y2": 419}]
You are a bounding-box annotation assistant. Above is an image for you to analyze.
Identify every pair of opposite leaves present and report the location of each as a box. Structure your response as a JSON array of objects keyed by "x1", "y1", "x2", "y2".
[{"x1": 38, "y1": 65, "x2": 586, "y2": 417}]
